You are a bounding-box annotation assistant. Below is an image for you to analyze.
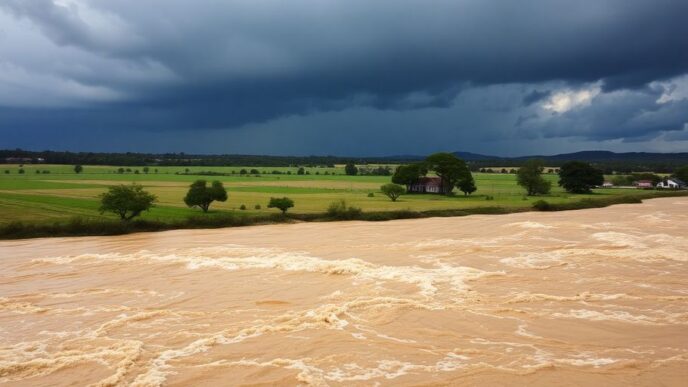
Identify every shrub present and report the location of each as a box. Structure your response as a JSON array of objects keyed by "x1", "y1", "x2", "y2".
[
  {"x1": 380, "y1": 183, "x2": 405, "y2": 201},
  {"x1": 18, "y1": 168, "x2": 25, "y2": 174},
  {"x1": 240, "y1": 204, "x2": 246, "y2": 210},
  {"x1": 532, "y1": 200, "x2": 551, "y2": 211},
  {"x1": 485, "y1": 195, "x2": 494, "y2": 200},
  {"x1": 254, "y1": 204, "x2": 261, "y2": 210},
  {"x1": 326, "y1": 200, "x2": 363, "y2": 220},
  {"x1": 367, "y1": 192, "x2": 374, "y2": 197},
  {"x1": 4, "y1": 170, "x2": 8, "y2": 174}
]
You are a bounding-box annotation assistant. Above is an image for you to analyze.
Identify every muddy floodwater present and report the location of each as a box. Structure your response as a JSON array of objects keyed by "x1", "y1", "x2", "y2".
[{"x1": 1, "y1": 198, "x2": 687, "y2": 386}]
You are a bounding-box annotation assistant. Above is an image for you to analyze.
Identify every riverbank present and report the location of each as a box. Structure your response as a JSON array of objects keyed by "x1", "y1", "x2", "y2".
[{"x1": 1, "y1": 190, "x2": 686, "y2": 240}]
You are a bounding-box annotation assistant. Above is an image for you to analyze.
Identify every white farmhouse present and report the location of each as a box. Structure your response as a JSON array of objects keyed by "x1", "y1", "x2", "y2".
[{"x1": 656, "y1": 178, "x2": 686, "y2": 189}]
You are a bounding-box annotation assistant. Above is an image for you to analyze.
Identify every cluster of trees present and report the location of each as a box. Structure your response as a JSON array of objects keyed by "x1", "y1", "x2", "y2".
[
  {"x1": 392, "y1": 153, "x2": 476, "y2": 196},
  {"x1": 517, "y1": 160, "x2": 604, "y2": 195}
]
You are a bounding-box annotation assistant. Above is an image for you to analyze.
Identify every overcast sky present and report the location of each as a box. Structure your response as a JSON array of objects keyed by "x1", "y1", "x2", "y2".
[{"x1": 1, "y1": 0, "x2": 687, "y2": 156}]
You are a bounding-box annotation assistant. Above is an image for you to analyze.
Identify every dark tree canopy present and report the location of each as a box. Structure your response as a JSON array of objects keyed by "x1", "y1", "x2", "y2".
[
  {"x1": 99, "y1": 184, "x2": 157, "y2": 220},
  {"x1": 517, "y1": 159, "x2": 552, "y2": 196},
  {"x1": 74, "y1": 165, "x2": 83, "y2": 174},
  {"x1": 344, "y1": 162, "x2": 358, "y2": 176},
  {"x1": 392, "y1": 163, "x2": 428, "y2": 189},
  {"x1": 457, "y1": 173, "x2": 477, "y2": 196},
  {"x1": 558, "y1": 161, "x2": 604, "y2": 193},
  {"x1": 268, "y1": 197, "x2": 294, "y2": 214},
  {"x1": 380, "y1": 183, "x2": 405, "y2": 201},
  {"x1": 184, "y1": 180, "x2": 228, "y2": 212},
  {"x1": 425, "y1": 152, "x2": 471, "y2": 195},
  {"x1": 674, "y1": 165, "x2": 688, "y2": 182}
]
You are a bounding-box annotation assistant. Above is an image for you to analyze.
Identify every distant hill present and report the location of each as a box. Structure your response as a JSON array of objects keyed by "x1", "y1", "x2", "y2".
[
  {"x1": 447, "y1": 150, "x2": 688, "y2": 172},
  {"x1": 450, "y1": 150, "x2": 688, "y2": 162}
]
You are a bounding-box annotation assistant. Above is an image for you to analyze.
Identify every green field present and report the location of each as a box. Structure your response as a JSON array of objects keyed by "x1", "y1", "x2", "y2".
[{"x1": 0, "y1": 163, "x2": 680, "y2": 227}]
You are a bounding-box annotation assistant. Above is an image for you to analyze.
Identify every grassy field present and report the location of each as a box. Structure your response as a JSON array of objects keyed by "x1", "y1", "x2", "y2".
[{"x1": 1, "y1": 163, "x2": 683, "y2": 230}]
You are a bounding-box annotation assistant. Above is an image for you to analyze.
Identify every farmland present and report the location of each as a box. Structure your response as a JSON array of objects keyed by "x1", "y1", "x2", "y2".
[{"x1": 1, "y1": 163, "x2": 683, "y2": 230}]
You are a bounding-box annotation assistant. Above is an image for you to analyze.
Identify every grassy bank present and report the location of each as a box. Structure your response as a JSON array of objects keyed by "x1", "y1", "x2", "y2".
[{"x1": 1, "y1": 191, "x2": 685, "y2": 240}]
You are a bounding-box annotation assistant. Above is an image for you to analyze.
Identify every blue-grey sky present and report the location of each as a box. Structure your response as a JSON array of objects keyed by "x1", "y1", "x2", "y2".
[{"x1": 1, "y1": 0, "x2": 687, "y2": 156}]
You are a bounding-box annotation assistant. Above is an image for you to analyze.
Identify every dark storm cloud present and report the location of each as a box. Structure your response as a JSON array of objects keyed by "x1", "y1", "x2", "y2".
[{"x1": 0, "y1": 0, "x2": 688, "y2": 154}]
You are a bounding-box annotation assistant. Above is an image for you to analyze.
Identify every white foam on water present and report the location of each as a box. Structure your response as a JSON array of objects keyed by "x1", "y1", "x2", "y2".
[
  {"x1": 505, "y1": 221, "x2": 554, "y2": 229},
  {"x1": 199, "y1": 352, "x2": 470, "y2": 384},
  {"x1": 550, "y1": 309, "x2": 685, "y2": 325},
  {"x1": 36, "y1": 245, "x2": 504, "y2": 297}
]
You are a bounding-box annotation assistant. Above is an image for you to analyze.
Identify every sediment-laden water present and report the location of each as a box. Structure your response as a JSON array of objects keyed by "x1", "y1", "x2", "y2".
[{"x1": 1, "y1": 198, "x2": 687, "y2": 386}]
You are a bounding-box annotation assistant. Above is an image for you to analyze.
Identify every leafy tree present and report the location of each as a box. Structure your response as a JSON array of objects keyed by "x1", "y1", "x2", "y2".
[
  {"x1": 344, "y1": 162, "x2": 358, "y2": 176},
  {"x1": 240, "y1": 169, "x2": 248, "y2": 175},
  {"x1": 517, "y1": 159, "x2": 552, "y2": 196},
  {"x1": 250, "y1": 168, "x2": 260, "y2": 175},
  {"x1": 143, "y1": 166, "x2": 149, "y2": 174},
  {"x1": 74, "y1": 165, "x2": 83, "y2": 174},
  {"x1": 392, "y1": 163, "x2": 428, "y2": 191},
  {"x1": 117, "y1": 167, "x2": 125, "y2": 174},
  {"x1": 4, "y1": 170, "x2": 9, "y2": 174},
  {"x1": 380, "y1": 183, "x2": 405, "y2": 201},
  {"x1": 297, "y1": 167, "x2": 305, "y2": 175},
  {"x1": 425, "y1": 152, "x2": 470, "y2": 195},
  {"x1": 18, "y1": 168, "x2": 24, "y2": 174},
  {"x1": 457, "y1": 173, "x2": 477, "y2": 195},
  {"x1": 558, "y1": 161, "x2": 604, "y2": 193},
  {"x1": 268, "y1": 197, "x2": 294, "y2": 214},
  {"x1": 99, "y1": 184, "x2": 157, "y2": 220},
  {"x1": 674, "y1": 165, "x2": 688, "y2": 182},
  {"x1": 183, "y1": 180, "x2": 228, "y2": 212}
]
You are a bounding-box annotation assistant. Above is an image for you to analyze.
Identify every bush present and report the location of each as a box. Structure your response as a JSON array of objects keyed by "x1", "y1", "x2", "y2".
[
  {"x1": 240, "y1": 204, "x2": 246, "y2": 210},
  {"x1": 254, "y1": 204, "x2": 261, "y2": 210},
  {"x1": 380, "y1": 183, "x2": 405, "y2": 201},
  {"x1": 367, "y1": 192, "x2": 374, "y2": 197},
  {"x1": 532, "y1": 200, "x2": 551, "y2": 211},
  {"x1": 326, "y1": 200, "x2": 363, "y2": 220},
  {"x1": 18, "y1": 168, "x2": 25, "y2": 174},
  {"x1": 485, "y1": 195, "x2": 494, "y2": 200}
]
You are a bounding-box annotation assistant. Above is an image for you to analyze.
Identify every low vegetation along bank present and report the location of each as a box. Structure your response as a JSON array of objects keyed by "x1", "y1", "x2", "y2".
[{"x1": 1, "y1": 191, "x2": 685, "y2": 240}]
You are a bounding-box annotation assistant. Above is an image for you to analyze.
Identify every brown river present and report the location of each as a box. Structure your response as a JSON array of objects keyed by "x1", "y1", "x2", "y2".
[{"x1": 1, "y1": 197, "x2": 687, "y2": 386}]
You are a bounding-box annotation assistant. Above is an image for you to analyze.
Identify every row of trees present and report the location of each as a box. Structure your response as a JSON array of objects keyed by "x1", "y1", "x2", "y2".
[
  {"x1": 392, "y1": 153, "x2": 476, "y2": 195},
  {"x1": 99, "y1": 180, "x2": 296, "y2": 220}
]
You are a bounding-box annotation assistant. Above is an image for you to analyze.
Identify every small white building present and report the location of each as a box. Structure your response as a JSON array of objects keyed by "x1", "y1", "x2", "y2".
[
  {"x1": 656, "y1": 178, "x2": 686, "y2": 189},
  {"x1": 602, "y1": 181, "x2": 614, "y2": 188}
]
